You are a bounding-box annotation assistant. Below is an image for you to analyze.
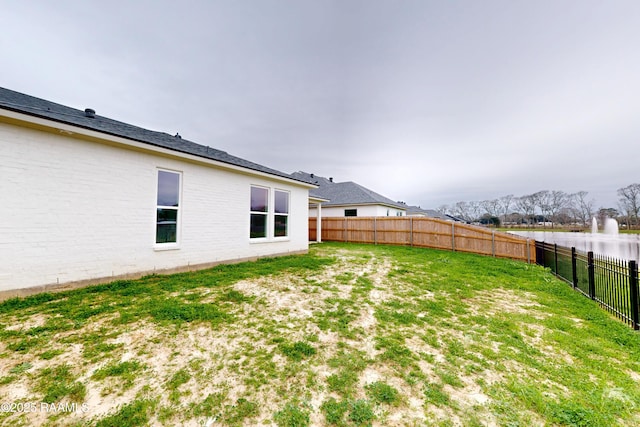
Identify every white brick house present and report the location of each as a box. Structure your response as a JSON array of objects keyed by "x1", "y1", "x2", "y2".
[
  {"x1": 291, "y1": 172, "x2": 407, "y2": 218},
  {"x1": 0, "y1": 88, "x2": 315, "y2": 296}
]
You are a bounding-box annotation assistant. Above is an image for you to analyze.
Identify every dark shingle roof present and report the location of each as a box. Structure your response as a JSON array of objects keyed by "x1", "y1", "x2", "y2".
[
  {"x1": 404, "y1": 205, "x2": 452, "y2": 219},
  {"x1": 0, "y1": 87, "x2": 306, "y2": 184},
  {"x1": 291, "y1": 171, "x2": 405, "y2": 209}
]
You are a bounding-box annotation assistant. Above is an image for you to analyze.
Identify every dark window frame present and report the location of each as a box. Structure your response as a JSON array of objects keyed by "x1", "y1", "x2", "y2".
[{"x1": 345, "y1": 209, "x2": 358, "y2": 217}]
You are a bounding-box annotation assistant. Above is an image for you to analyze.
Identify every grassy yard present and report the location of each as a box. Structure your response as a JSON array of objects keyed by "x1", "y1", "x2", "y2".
[{"x1": 1, "y1": 243, "x2": 640, "y2": 426}]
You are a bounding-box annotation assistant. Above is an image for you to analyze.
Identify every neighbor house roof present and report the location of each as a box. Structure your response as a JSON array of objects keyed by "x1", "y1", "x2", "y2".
[
  {"x1": 402, "y1": 205, "x2": 464, "y2": 221},
  {"x1": 404, "y1": 205, "x2": 450, "y2": 219},
  {"x1": 291, "y1": 171, "x2": 406, "y2": 209},
  {"x1": 0, "y1": 87, "x2": 309, "y2": 185}
]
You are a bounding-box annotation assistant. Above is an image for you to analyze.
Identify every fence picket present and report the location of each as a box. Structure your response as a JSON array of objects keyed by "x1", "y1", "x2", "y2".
[
  {"x1": 588, "y1": 252, "x2": 596, "y2": 300},
  {"x1": 630, "y1": 261, "x2": 639, "y2": 330},
  {"x1": 311, "y1": 217, "x2": 533, "y2": 262},
  {"x1": 571, "y1": 247, "x2": 577, "y2": 289},
  {"x1": 535, "y1": 241, "x2": 640, "y2": 330}
]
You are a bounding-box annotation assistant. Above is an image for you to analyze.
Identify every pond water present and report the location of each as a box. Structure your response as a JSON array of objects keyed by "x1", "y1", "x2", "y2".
[{"x1": 508, "y1": 230, "x2": 640, "y2": 263}]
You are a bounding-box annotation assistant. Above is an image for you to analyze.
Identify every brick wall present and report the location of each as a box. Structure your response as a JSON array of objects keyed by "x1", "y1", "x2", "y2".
[{"x1": 0, "y1": 121, "x2": 309, "y2": 292}]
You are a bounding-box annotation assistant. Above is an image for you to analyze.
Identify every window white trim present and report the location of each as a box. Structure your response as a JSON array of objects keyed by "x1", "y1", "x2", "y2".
[
  {"x1": 250, "y1": 185, "x2": 270, "y2": 241},
  {"x1": 274, "y1": 189, "x2": 290, "y2": 240},
  {"x1": 250, "y1": 185, "x2": 291, "y2": 242},
  {"x1": 155, "y1": 168, "x2": 182, "y2": 249}
]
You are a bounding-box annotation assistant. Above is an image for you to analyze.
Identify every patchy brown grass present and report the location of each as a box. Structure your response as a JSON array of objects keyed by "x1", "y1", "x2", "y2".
[{"x1": 1, "y1": 243, "x2": 640, "y2": 426}]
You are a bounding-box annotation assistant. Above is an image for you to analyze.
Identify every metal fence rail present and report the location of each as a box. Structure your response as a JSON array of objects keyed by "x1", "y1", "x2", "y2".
[{"x1": 536, "y1": 241, "x2": 640, "y2": 330}]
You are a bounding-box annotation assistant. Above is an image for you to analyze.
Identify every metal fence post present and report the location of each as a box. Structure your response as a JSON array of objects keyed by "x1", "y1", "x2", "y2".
[
  {"x1": 588, "y1": 251, "x2": 596, "y2": 300},
  {"x1": 554, "y1": 244, "x2": 558, "y2": 275},
  {"x1": 536, "y1": 241, "x2": 544, "y2": 266},
  {"x1": 629, "y1": 260, "x2": 639, "y2": 330},
  {"x1": 571, "y1": 247, "x2": 577, "y2": 289}
]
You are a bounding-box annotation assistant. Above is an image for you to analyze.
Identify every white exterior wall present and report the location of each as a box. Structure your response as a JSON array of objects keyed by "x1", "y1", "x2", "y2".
[
  {"x1": 0, "y1": 121, "x2": 309, "y2": 292},
  {"x1": 310, "y1": 205, "x2": 405, "y2": 217}
]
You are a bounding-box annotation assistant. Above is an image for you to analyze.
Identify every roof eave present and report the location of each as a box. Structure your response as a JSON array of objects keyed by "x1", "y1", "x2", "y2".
[
  {"x1": 309, "y1": 196, "x2": 330, "y2": 203},
  {"x1": 322, "y1": 202, "x2": 407, "y2": 210},
  {"x1": 0, "y1": 107, "x2": 315, "y2": 189}
]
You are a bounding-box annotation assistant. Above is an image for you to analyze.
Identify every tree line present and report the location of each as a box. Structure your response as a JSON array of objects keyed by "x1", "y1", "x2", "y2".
[{"x1": 435, "y1": 183, "x2": 640, "y2": 228}]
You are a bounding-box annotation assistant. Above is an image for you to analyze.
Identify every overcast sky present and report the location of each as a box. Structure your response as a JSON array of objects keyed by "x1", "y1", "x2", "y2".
[{"x1": 3, "y1": 1, "x2": 639, "y2": 209}]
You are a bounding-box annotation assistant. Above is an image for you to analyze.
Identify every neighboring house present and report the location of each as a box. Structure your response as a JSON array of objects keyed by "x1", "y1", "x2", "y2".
[
  {"x1": 291, "y1": 171, "x2": 406, "y2": 218},
  {"x1": 401, "y1": 204, "x2": 464, "y2": 222},
  {"x1": 0, "y1": 87, "x2": 315, "y2": 295}
]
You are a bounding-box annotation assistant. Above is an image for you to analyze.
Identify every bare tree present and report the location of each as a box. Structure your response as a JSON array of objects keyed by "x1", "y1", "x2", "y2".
[
  {"x1": 505, "y1": 211, "x2": 525, "y2": 225},
  {"x1": 533, "y1": 190, "x2": 551, "y2": 227},
  {"x1": 617, "y1": 183, "x2": 640, "y2": 228},
  {"x1": 530, "y1": 190, "x2": 569, "y2": 227},
  {"x1": 514, "y1": 194, "x2": 537, "y2": 226},
  {"x1": 468, "y1": 201, "x2": 483, "y2": 223},
  {"x1": 432, "y1": 187, "x2": 626, "y2": 229},
  {"x1": 571, "y1": 191, "x2": 594, "y2": 227},
  {"x1": 481, "y1": 199, "x2": 501, "y2": 219},
  {"x1": 436, "y1": 204, "x2": 451, "y2": 215},
  {"x1": 554, "y1": 207, "x2": 574, "y2": 225},
  {"x1": 498, "y1": 194, "x2": 513, "y2": 226},
  {"x1": 547, "y1": 190, "x2": 570, "y2": 226},
  {"x1": 453, "y1": 201, "x2": 471, "y2": 222}
]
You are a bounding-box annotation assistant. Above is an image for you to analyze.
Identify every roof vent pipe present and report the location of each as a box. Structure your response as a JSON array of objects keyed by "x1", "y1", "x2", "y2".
[{"x1": 84, "y1": 108, "x2": 95, "y2": 118}]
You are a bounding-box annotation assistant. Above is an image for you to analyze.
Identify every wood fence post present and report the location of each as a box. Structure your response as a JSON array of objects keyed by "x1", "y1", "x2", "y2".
[
  {"x1": 374, "y1": 217, "x2": 377, "y2": 245},
  {"x1": 554, "y1": 244, "x2": 558, "y2": 275},
  {"x1": 491, "y1": 231, "x2": 495, "y2": 257},
  {"x1": 588, "y1": 251, "x2": 596, "y2": 300},
  {"x1": 451, "y1": 222, "x2": 455, "y2": 251},
  {"x1": 629, "y1": 260, "x2": 639, "y2": 330},
  {"x1": 410, "y1": 217, "x2": 413, "y2": 247}
]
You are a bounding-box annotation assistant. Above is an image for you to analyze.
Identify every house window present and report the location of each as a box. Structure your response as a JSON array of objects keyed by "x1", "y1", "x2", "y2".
[
  {"x1": 250, "y1": 186, "x2": 269, "y2": 238},
  {"x1": 274, "y1": 190, "x2": 289, "y2": 237},
  {"x1": 345, "y1": 209, "x2": 357, "y2": 217},
  {"x1": 156, "y1": 170, "x2": 181, "y2": 244}
]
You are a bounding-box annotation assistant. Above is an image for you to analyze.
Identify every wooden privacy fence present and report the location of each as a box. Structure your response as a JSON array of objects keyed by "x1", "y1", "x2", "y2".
[{"x1": 309, "y1": 216, "x2": 535, "y2": 263}]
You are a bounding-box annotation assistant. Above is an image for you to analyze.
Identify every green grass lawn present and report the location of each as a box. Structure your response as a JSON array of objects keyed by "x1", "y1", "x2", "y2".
[{"x1": 1, "y1": 242, "x2": 640, "y2": 426}]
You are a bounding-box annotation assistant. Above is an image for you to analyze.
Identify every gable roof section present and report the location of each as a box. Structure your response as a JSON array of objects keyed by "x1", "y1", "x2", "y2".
[
  {"x1": 404, "y1": 205, "x2": 452, "y2": 219},
  {"x1": 291, "y1": 171, "x2": 405, "y2": 209},
  {"x1": 0, "y1": 87, "x2": 309, "y2": 185}
]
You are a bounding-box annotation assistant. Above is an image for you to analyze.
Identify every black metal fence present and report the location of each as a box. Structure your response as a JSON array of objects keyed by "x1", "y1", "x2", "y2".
[{"x1": 535, "y1": 241, "x2": 640, "y2": 330}]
